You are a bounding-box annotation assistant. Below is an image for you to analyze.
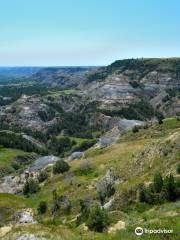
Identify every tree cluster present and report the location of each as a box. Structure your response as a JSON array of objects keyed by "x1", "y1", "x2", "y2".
[{"x1": 139, "y1": 172, "x2": 180, "y2": 204}]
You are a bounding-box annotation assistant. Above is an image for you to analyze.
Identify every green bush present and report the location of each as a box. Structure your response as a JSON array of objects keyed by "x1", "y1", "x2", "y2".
[
  {"x1": 163, "y1": 174, "x2": 176, "y2": 201},
  {"x1": 139, "y1": 173, "x2": 179, "y2": 205},
  {"x1": 139, "y1": 184, "x2": 154, "y2": 204},
  {"x1": 86, "y1": 205, "x2": 110, "y2": 232},
  {"x1": 158, "y1": 119, "x2": 163, "y2": 124},
  {"x1": 23, "y1": 179, "x2": 40, "y2": 195},
  {"x1": 53, "y1": 160, "x2": 70, "y2": 174},
  {"x1": 38, "y1": 170, "x2": 49, "y2": 183},
  {"x1": 132, "y1": 125, "x2": 139, "y2": 133},
  {"x1": 153, "y1": 172, "x2": 163, "y2": 193},
  {"x1": 176, "y1": 164, "x2": 180, "y2": 174},
  {"x1": 37, "y1": 201, "x2": 48, "y2": 214},
  {"x1": 11, "y1": 161, "x2": 21, "y2": 170}
]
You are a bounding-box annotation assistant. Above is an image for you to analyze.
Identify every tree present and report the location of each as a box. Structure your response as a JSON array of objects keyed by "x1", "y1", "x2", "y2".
[
  {"x1": 50, "y1": 137, "x2": 74, "y2": 155},
  {"x1": 23, "y1": 179, "x2": 40, "y2": 195},
  {"x1": 139, "y1": 184, "x2": 147, "y2": 203},
  {"x1": 86, "y1": 205, "x2": 110, "y2": 232},
  {"x1": 139, "y1": 184, "x2": 154, "y2": 204},
  {"x1": 38, "y1": 170, "x2": 49, "y2": 183},
  {"x1": 132, "y1": 125, "x2": 139, "y2": 133},
  {"x1": 153, "y1": 172, "x2": 163, "y2": 193},
  {"x1": 37, "y1": 201, "x2": 48, "y2": 214},
  {"x1": 158, "y1": 119, "x2": 163, "y2": 125},
  {"x1": 176, "y1": 164, "x2": 180, "y2": 174},
  {"x1": 53, "y1": 160, "x2": 70, "y2": 174},
  {"x1": 163, "y1": 174, "x2": 176, "y2": 201},
  {"x1": 156, "y1": 112, "x2": 164, "y2": 124}
]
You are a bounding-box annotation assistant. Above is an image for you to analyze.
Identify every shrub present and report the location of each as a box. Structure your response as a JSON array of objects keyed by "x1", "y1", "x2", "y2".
[
  {"x1": 139, "y1": 184, "x2": 154, "y2": 204},
  {"x1": 132, "y1": 125, "x2": 139, "y2": 133},
  {"x1": 23, "y1": 179, "x2": 40, "y2": 195},
  {"x1": 153, "y1": 172, "x2": 163, "y2": 193},
  {"x1": 163, "y1": 174, "x2": 176, "y2": 201},
  {"x1": 38, "y1": 170, "x2": 49, "y2": 183},
  {"x1": 38, "y1": 201, "x2": 48, "y2": 214},
  {"x1": 53, "y1": 160, "x2": 70, "y2": 174},
  {"x1": 176, "y1": 164, "x2": 180, "y2": 174},
  {"x1": 86, "y1": 205, "x2": 110, "y2": 232},
  {"x1": 139, "y1": 184, "x2": 147, "y2": 203},
  {"x1": 11, "y1": 161, "x2": 21, "y2": 170},
  {"x1": 158, "y1": 119, "x2": 163, "y2": 124}
]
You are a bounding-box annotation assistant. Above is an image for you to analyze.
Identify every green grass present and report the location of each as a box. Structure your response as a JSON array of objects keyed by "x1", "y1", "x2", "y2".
[
  {"x1": 0, "y1": 147, "x2": 30, "y2": 176},
  {"x1": 0, "y1": 193, "x2": 35, "y2": 225},
  {"x1": 1, "y1": 118, "x2": 180, "y2": 239},
  {"x1": 33, "y1": 117, "x2": 180, "y2": 214}
]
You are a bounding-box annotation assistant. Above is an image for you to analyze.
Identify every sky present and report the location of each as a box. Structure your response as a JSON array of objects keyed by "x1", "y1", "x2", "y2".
[{"x1": 0, "y1": 0, "x2": 180, "y2": 66}]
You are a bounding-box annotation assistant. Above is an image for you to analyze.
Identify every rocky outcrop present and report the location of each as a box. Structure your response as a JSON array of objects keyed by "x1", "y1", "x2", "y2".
[
  {"x1": 0, "y1": 94, "x2": 61, "y2": 133},
  {"x1": 98, "y1": 119, "x2": 144, "y2": 147},
  {"x1": 0, "y1": 175, "x2": 24, "y2": 194},
  {"x1": 84, "y1": 58, "x2": 180, "y2": 116},
  {"x1": 16, "y1": 234, "x2": 46, "y2": 240},
  {"x1": 68, "y1": 152, "x2": 84, "y2": 161},
  {"x1": 28, "y1": 155, "x2": 59, "y2": 172},
  {"x1": 13, "y1": 208, "x2": 37, "y2": 224}
]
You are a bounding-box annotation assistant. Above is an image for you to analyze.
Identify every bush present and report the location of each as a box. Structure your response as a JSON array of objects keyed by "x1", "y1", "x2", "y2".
[
  {"x1": 86, "y1": 205, "x2": 110, "y2": 232},
  {"x1": 38, "y1": 170, "x2": 49, "y2": 183},
  {"x1": 139, "y1": 184, "x2": 147, "y2": 203},
  {"x1": 163, "y1": 174, "x2": 176, "y2": 201},
  {"x1": 139, "y1": 184, "x2": 154, "y2": 204},
  {"x1": 38, "y1": 201, "x2": 48, "y2": 214},
  {"x1": 139, "y1": 173, "x2": 180, "y2": 205},
  {"x1": 157, "y1": 112, "x2": 164, "y2": 124},
  {"x1": 11, "y1": 161, "x2": 21, "y2": 170},
  {"x1": 153, "y1": 172, "x2": 163, "y2": 193},
  {"x1": 176, "y1": 164, "x2": 180, "y2": 174},
  {"x1": 23, "y1": 179, "x2": 40, "y2": 195},
  {"x1": 132, "y1": 125, "x2": 139, "y2": 133},
  {"x1": 53, "y1": 160, "x2": 70, "y2": 174}
]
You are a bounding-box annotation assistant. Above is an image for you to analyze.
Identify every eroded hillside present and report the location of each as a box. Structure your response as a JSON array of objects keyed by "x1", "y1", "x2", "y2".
[{"x1": 0, "y1": 118, "x2": 179, "y2": 240}]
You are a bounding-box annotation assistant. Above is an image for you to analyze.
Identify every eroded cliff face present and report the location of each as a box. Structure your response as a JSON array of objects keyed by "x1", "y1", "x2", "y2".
[
  {"x1": 1, "y1": 58, "x2": 178, "y2": 133},
  {"x1": 83, "y1": 58, "x2": 180, "y2": 116},
  {"x1": 33, "y1": 58, "x2": 179, "y2": 117}
]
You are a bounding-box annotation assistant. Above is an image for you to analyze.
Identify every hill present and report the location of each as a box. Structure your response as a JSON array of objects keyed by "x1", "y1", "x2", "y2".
[
  {"x1": 84, "y1": 58, "x2": 180, "y2": 117},
  {"x1": 0, "y1": 117, "x2": 179, "y2": 239},
  {"x1": 32, "y1": 58, "x2": 180, "y2": 119}
]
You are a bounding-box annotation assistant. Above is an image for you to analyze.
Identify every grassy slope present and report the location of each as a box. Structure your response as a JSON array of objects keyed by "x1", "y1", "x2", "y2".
[
  {"x1": 0, "y1": 148, "x2": 30, "y2": 176},
  {"x1": 2, "y1": 118, "x2": 180, "y2": 239},
  {"x1": 0, "y1": 193, "x2": 35, "y2": 226}
]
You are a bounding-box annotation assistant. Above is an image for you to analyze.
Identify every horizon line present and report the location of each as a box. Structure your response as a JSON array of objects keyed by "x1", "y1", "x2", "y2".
[{"x1": 0, "y1": 57, "x2": 180, "y2": 68}]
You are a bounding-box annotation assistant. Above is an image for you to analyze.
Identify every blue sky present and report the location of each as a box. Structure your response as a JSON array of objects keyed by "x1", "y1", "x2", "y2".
[{"x1": 0, "y1": 0, "x2": 180, "y2": 66}]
